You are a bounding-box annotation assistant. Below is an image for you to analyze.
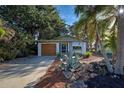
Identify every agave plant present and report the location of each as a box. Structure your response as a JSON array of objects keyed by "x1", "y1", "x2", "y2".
[{"x1": 60, "y1": 52, "x2": 83, "y2": 80}]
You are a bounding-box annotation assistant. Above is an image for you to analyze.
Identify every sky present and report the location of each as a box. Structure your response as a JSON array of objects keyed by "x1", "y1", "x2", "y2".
[{"x1": 55, "y1": 5, "x2": 79, "y2": 26}]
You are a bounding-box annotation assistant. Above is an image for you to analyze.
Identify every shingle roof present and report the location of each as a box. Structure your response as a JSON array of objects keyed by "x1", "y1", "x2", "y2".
[{"x1": 37, "y1": 35, "x2": 85, "y2": 42}]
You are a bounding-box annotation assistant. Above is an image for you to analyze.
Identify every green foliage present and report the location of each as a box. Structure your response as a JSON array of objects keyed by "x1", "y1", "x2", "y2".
[
  {"x1": 0, "y1": 19, "x2": 6, "y2": 37},
  {"x1": 0, "y1": 5, "x2": 66, "y2": 40},
  {"x1": 104, "y1": 30, "x2": 117, "y2": 55},
  {"x1": 0, "y1": 5, "x2": 66, "y2": 61},
  {"x1": 84, "y1": 51, "x2": 92, "y2": 58},
  {"x1": 56, "y1": 52, "x2": 63, "y2": 59},
  {"x1": 0, "y1": 27, "x2": 5, "y2": 37},
  {"x1": 0, "y1": 35, "x2": 35, "y2": 60},
  {"x1": 74, "y1": 5, "x2": 117, "y2": 54}
]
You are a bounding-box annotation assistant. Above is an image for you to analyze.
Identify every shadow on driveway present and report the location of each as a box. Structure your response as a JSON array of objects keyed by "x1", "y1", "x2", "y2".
[{"x1": 0, "y1": 56, "x2": 55, "y2": 88}]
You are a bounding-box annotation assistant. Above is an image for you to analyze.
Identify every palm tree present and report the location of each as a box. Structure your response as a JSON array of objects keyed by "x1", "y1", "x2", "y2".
[
  {"x1": 114, "y1": 5, "x2": 124, "y2": 75},
  {"x1": 0, "y1": 19, "x2": 5, "y2": 37},
  {"x1": 74, "y1": 5, "x2": 120, "y2": 73}
]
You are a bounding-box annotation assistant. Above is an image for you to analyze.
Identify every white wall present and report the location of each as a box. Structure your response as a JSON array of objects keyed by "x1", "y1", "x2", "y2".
[
  {"x1": 82, "y1": 42, "x2": 86, "y2": 54},
  {"x1": 38, "y1": 43, "x2": 41, "y2": 56},
  {"x1": 68, "y1": 42, "x2": 73, "y2": 52},
  {"x1": 72, "y1": 41, "x2": 86, "y2": 54},
  {"x1": 38, "y1": 42, "x2": 86, "y2": 56},
  {"x1": 56, "y1": 43, "x2": 59, "y2": 53}
]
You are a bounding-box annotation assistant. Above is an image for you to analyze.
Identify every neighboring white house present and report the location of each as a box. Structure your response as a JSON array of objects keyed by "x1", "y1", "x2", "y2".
[{"x1": 37, "y1": 35, "x2": 86, "y2": 56}]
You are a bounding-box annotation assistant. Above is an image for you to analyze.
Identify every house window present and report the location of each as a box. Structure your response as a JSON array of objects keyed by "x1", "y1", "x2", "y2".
[
  {"x1": 73, "y1": 46, "x2": 81, "y2": 50},
  {"x1": 61, "y1": 43, "x2": 68, "y2": 53},
  {"x1": 62, "y1": 44, "x2": 66, "y2": 52}
]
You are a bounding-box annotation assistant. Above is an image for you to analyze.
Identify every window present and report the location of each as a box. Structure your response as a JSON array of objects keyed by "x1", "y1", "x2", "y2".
[
  {"x1": 73, "y1": 46, "x2": 81, "y2": 50},
  {"x1": 61, "y1": 43, "x2": 68, "y2": 53}
]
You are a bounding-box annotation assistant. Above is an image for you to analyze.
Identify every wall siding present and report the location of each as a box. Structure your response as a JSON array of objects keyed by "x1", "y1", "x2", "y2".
[
  {"x1": 56, "y1": 43, "x2": 59, "y2": 53},
  {"x1": 38, "y1": 43, "x2": 41, "y2": 56}
]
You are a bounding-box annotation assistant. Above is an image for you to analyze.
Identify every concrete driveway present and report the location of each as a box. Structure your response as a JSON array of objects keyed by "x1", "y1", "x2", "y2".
[{"x1": 0, "y1": 56, "x2": 55, "y2": 88}]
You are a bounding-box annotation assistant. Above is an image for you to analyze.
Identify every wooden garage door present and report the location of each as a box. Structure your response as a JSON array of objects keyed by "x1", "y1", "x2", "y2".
[{"x1": 42, "y1": 44, "x2": 56, "y2": 56}]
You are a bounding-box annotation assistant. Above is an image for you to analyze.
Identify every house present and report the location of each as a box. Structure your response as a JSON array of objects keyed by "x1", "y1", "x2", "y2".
[{"x1": 37, "y1": 35, "x2": 86, "y2": 56}]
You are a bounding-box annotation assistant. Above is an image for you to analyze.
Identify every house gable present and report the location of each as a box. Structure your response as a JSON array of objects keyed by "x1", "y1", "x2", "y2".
[
  {"x1": 53, "y1": 35, "x2": 81, "y2": 42},
  {"x1": 37, "y1": 35, "x2": 84, "y2": 43}
]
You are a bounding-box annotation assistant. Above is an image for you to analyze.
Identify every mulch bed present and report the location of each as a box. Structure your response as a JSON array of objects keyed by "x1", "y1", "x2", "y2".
[
  {"x1": 34, "y1": 57, "x2": 124, "y2": 88},
  {"x1": 34, "y1": 60, "x2": 70, "y2": 88},
  {"x1": 85, "y1": 73, "x2": 124, "y2": 88},
  {"x1": 80, "y1": 55, "x2": 104, "y2": 64}
]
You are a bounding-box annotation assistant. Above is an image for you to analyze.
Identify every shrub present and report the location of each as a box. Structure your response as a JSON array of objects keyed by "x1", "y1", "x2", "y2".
[
  {"x1": 56, "y1": 52, "x2": 62, "y2": 59},
  {"x1": 0, "y1": 33, "x2": 35, "y2": 61},
  {"x1": 74, "y1": 53, "x2": 83, "y2": 59},
  {"x1": 0, "y1": 27, "x2": 5, "y2": 37},
  {"x1": 84, "y1": 51, "x2": 92, "y2": 58}
]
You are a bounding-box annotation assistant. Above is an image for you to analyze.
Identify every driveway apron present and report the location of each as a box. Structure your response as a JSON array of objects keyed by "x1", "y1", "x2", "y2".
[{"x1": 0, "y1": 56, "x2": 55, "y2": 88}]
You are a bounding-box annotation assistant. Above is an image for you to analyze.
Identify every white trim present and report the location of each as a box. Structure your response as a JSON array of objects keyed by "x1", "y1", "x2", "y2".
[
  {"x1": 71, "y1": 41, "x2": 86, "y2": 54},
  {"x1": 68, "y1": 42, "x2": 70, "y2": 52},
  {"x1": 82, "y1": 42, "x2": 86, "y2": 54},
  {"x1": 39, "y1": 43, "x2": 57, "y2": 56},
  {"x1": 40, "y1": 42, "x2": 57, "y2": 44},
  {"x1": 38, "y1": 42, "x2": 86, "y2": 56},
  {"x1": 56, "y1": 43, "x2": 59, "y2": 53},
  {"x1": 38, "y1": 43, "x2": 41, "y2": 56}
]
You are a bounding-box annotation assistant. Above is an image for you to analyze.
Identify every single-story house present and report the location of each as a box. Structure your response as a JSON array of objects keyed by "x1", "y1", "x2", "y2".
[{"x1": 37, "y1": 35, "x2": 86, "y2": 56}]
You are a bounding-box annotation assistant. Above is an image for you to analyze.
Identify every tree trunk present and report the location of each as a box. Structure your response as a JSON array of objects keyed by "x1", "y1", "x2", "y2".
[
  {"x1": 84, "y1": 23, "x2": 90, "y2": 51},
  {"x1": 96, "y1": 23, "x2": 113, "y2": 73},
  {"x1": 94, "y1": 33, "x2": 100, "y2": 54},
  {"x1": 114, "y1": 6, "x2": 124, "y2": 75}
]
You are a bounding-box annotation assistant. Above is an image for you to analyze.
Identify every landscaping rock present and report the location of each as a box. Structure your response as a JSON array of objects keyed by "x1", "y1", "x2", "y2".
[
  {"x1": 88, "y1": 61, "x2": 107, "y2": 75},
  {"x1": 35, "y1": 58, "x2": 124, "y2": 88},
  {"x1": 90, "y1": 73, "x2": 98, "y2": 78},
  {"x1": 67, "y1": 80, "x2": 87, "y2": 88},
  {"x1": 63, "y1": 71, "x2": 73, "y2": 79},
  {"x1": 75, "y1": 65, "x2": 83, "y2": 72}
]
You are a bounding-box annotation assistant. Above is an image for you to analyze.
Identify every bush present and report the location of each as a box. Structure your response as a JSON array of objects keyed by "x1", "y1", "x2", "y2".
[
  {"x1": 0, "y1": 27, "x2": 5, "y2": 37},
  {"x1": 84, "y1": 51, "x2": 92, "y2": 58},
  {"x1": 0, "y1": 33, "x2": 35, "y2": 61},
  {"x1": 74, "y1": 53, "x2": 83, "y2": 59},
  {"x1": 56, "y1": 52, "x2": 63, "y2": 59}
]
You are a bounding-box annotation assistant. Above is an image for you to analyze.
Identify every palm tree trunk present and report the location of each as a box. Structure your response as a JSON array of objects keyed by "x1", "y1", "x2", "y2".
[
  {"x1": 84, "y1": 23, "x2": 90, "y2": 51},
  {"x1": 94, "y1": 33, "x2": 100, "y2": 54},
  {"x1": 114, "y1": 6, "x2": 124, "y2": 74},
  {"x1": 96, "y1": 23, "x2": 113, "y2": 73}
]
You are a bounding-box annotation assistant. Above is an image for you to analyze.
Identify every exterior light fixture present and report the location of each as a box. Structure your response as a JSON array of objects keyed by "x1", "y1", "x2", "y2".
[{"x1": 34, "y1": 31, "x2": 39, "y2": 44}]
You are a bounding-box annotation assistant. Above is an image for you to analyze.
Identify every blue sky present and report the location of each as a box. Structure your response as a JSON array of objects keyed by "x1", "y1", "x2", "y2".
[{"x1": 55, "y1": 5, "x2": 79, "y2": 26}]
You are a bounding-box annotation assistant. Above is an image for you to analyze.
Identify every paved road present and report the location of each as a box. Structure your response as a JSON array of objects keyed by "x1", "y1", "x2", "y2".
[{"x1": 0, "y1": 56, "x2": 55, "y2": 88}]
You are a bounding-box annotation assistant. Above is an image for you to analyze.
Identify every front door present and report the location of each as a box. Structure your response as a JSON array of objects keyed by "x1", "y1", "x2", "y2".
[{"x1": 61, "y1": 43, "x2": 68, "y2": 53}]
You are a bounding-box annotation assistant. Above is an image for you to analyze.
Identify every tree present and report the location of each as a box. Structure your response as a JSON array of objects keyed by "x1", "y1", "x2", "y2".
[
  {"x1": 74, "y1": 5, "x2": 121, "y2": 73},
  {"x1": 0, "y1": 5, "x2": 66, "y2": 39},
  {"x1": 0, "y1": 19, "x2": 5, "y2": 37},
  {"x1": 0, "y1": 5, "x2": 66, "y2": 61},
  {"x1": 114, "y1": 5, "x2": 124, "y2": 75}
]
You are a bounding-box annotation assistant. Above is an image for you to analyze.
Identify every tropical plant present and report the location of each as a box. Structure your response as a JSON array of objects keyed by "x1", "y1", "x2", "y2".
[
  {"x1": 83, "y1": 51, "x2": 92, "y2": 58},
  {"x1": 0, "y1": 27, "x2": 5, "y2": 37},
  {"x1": 0, "y1": 19, "x2": 5, "y2": 37},
  {"x1": 74, "y1": 5, "x2": 124, "y2": 74},
  {"x1": 114, "y1": 5, "x2": 124, "y2": 75}
]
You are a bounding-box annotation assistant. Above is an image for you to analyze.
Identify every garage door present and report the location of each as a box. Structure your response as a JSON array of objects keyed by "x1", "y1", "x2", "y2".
[{"x1": 42, "y1": 44, "x2": 56, "y2": 56}]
